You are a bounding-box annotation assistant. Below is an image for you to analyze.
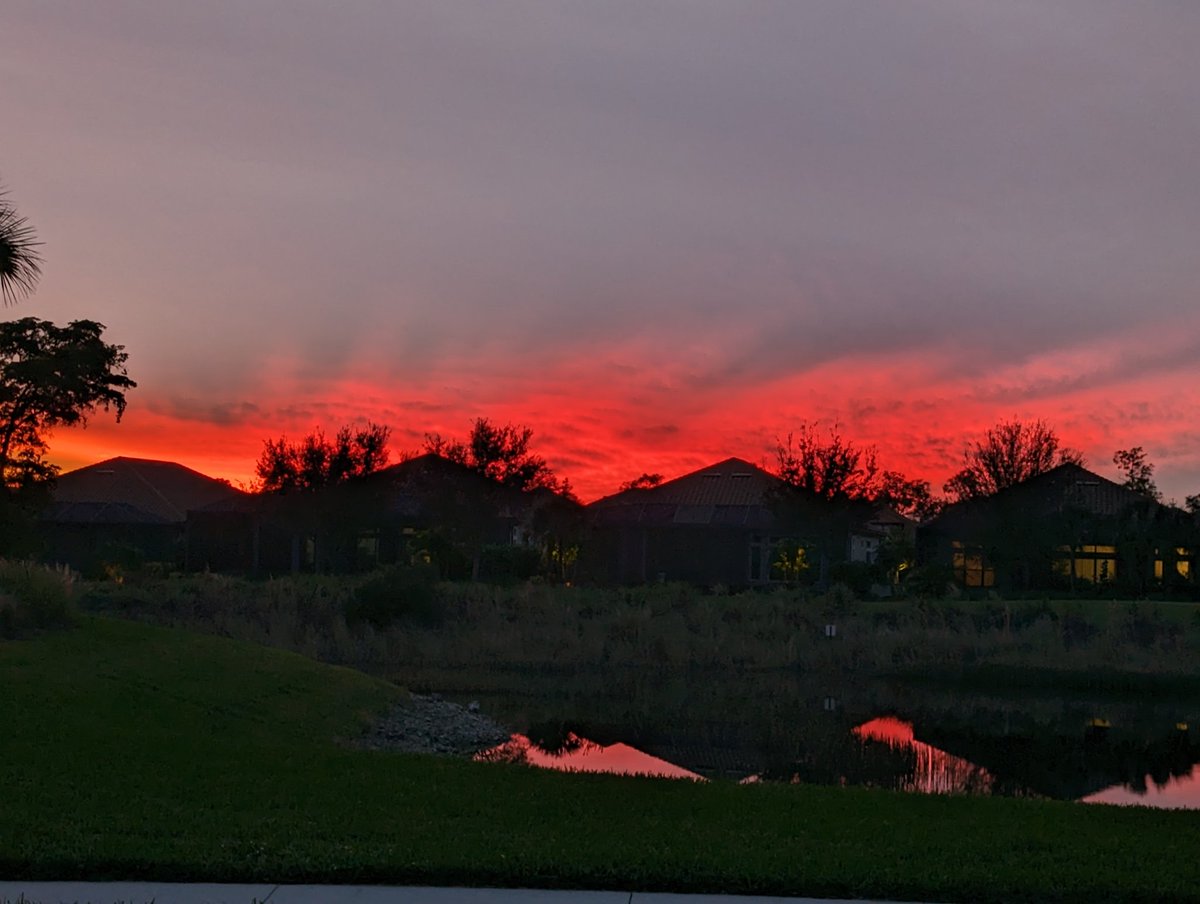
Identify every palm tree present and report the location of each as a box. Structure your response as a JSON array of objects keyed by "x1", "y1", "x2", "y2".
[{"x1": 0, "y1": 182, "x2": 42, "y2": 305}]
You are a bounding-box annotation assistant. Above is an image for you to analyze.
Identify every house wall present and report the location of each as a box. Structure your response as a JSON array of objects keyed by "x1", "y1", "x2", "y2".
[
  {"x1": 582, "y1": 524, "x2": 762, "y2": 587},
  {"x1": 921, "y1": 523, "x2": 1198, "y2": 596},
  {"x1": 186, "y1": 511, "x2": 305, "y2": 575},
  {"x1": 41, "y1": 523, "x2": 181, "y2": 574}
]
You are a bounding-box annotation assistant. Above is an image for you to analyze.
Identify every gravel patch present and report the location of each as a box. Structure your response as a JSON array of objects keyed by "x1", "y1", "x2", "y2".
[{"x1": 356, "y1": 693, "x2": 512, "y2": 756}]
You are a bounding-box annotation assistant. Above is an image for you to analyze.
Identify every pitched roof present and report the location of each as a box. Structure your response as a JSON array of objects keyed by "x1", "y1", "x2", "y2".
[
  {"x1": 852, "y1": 505, "x2": 917, "y2": 538},
  {"x1": 46, "y1": 457, "x2": 245, "y2": 524},
  {"x1": 344, "y1": 452, "x2": 532, "y2": 518},
  {"x1": 589, "y1": 457, "x2": 783, "y2": 527},
  {"x1": 927, "y1": 462, "x2": 1163, "y2": 534},
  {"x1": 38, "y1": 500, "x2": 173, "y2": 526}
]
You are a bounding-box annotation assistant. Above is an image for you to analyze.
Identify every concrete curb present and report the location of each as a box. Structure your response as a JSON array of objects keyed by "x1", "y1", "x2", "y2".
[{"x1": 0, "y1": 882, "x2": 915, "y2": 904}]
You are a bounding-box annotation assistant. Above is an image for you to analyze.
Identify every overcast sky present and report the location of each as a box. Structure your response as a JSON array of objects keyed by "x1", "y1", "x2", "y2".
[{"x1": 4, "y1": 1, "x2": 1199, "y2": 499}]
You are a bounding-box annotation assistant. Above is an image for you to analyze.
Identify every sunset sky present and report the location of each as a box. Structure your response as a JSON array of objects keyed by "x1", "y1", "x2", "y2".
[{"x1": 4, "y1": 2, "x2": 1200, "y2": 501}]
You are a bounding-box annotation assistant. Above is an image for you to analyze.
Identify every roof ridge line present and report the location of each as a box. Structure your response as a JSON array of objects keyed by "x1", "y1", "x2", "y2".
[{"x1": 125, "y1": 460, "x2": 187, "y2": 522}]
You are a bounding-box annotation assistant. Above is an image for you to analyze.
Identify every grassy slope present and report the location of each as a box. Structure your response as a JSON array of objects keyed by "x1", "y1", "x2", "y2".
[{"x1": 2, "y1": 617, "x2": 1199, "y2": 903}]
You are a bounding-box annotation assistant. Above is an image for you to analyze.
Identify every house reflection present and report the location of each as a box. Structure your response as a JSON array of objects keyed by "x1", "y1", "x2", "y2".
[
  {"x1": 477, "y1": 732, "x2": 705, "y2": 781},
  {"x1": 1084, "y1": 770, "x2": 1200, "y2": 809},
  {"x1": 851, "y1": 717, "x2": 994, "y2": 795},
  {"x1": 470, "y1": 686, "x2": 1200, "y2": 809}
]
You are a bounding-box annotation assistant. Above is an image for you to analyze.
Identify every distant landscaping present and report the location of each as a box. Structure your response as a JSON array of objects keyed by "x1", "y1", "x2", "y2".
[
  {"x1": 23, "y1": 419, "x2": 1200, "y2": 609},
  {"x1": 79, "y1": 569, "x2": 1200, "y2": 694}
]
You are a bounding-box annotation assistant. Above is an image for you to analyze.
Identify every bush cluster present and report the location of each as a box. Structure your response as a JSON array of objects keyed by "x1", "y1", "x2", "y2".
[
  {"x1": 345, "y1": 564, "x2": 441, "y2": 628},
  {"x1": 0, "y1": 559, "x2": 75, "y2": 638}
]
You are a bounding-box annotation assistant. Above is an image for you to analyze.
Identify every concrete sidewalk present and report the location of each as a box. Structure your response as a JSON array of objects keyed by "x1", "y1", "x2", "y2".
[{"x1": 0, "y1": 882, "x2": 913, "y2": 904}]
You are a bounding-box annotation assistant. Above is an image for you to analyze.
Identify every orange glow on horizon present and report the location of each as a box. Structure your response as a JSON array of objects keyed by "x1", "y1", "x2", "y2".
[{"x1": 41, "y1": 330, "x2": 1200, "y2": 503}]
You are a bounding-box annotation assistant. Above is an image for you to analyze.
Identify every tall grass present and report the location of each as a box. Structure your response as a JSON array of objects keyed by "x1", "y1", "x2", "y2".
[
  {"x1": 0, "y1": 560, "x2": 75, "y2": 638},
  {"x1": 77, "y1": 574, "x2": 1200, "y2": 689}
]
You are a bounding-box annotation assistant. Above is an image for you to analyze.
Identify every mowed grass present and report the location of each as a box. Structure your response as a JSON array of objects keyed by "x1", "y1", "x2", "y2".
[{"x1": 3, "y1": 617, "x2": 1200, "y2": 903}]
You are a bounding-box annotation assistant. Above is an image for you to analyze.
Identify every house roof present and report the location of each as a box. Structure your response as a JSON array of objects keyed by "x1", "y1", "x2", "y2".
[
  {"x1": 926, "y1": 462, "x2": 1165, "y2": 535},
  {"x1": 191, "y1": 453, "x2": 583, "y2": 527},
  {"x1": 45, "y1": 457, "x2": 245, "y2": 525},
  {"x1": 851, "y1": 505, "x2": 917, "y2": 538},
  {"x1": 869, "y1": 506, "x2": 914, "y2": 528},
  {"x1": 39, "y1": 500, "x2": 173, "y2": 526},
  {"x1": 343, "y1": 452, "x2": 542, "y2": 518},
  {"x1": 589, "y1": 457, "x2": 783, "y2": 528}
]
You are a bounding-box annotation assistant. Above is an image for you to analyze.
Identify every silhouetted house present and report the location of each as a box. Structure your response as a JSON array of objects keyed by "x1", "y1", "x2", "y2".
[
  {"x1": 922, "y1": 463, "x2": 1197, "y2": 594},
  {"x1": 843, "y1": 506, "x2": 918, "y2": 596},
  {"x1": 321, "y1": 453, "x2": 534, "y2": 576},
  {"x1": 186, "y1": 453, "x2": 579, "y2": 578},
  {"x1": 186, "y1": 493, "x2": 300, "y2": 574},
  {"x1": 582, "y1": 457, "x2": 797, "y2": 586},
  {"x1": 848, "y1": 506, "x2": 915, "y2": 565},
  {"x1": 39, "y1": 456, "x2": 243, "y2": 573}
]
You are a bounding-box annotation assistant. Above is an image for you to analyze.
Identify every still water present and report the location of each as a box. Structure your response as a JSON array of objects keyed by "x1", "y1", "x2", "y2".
[
  {"x1": 465, "y1": 673, "x2": 1200, "y2": 809},
  {"x1": 480, "y1": 732, "x2": 705, "y2": 781}
]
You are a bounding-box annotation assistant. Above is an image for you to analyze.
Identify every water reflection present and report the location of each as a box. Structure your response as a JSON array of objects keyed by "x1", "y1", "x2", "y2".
[
  {"x1": 852, "y1": 717, "x2": 993, "y2": 795},
  {"x1": 1084, "y1": 771, "x2": 1200, "y2": 809},
  {"x1": 478, "y1": 717, "x2": 1200, "y2": 808},
  {"x1": 454, "y1": 670, "x2": 1200, "y2": 807},
  {"x1": 478, "y1": 732, "x2": 704, "y2": 781}
]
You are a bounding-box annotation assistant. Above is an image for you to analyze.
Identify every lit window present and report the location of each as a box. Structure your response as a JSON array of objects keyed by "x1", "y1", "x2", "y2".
[
  {"x1": 952, "y1": 541, "x2": 994, "y2": 587},
  {"x1": 1054, "y1": 544, "x2": 1117, "y2": 584},
  {"x1": 1154, "y1": 548, "x2": 1192, "y2": 582},
  {"x1": 358, "y1": 534, "x2": 379, "y2": 560}
]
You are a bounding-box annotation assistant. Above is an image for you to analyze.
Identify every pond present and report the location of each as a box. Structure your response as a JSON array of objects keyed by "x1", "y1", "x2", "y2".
[{"x1": 459, "y1": 670, "x2": 1200, "y2": 809}]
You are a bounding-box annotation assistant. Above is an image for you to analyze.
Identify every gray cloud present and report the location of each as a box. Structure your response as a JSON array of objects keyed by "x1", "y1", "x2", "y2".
[
  {"x1": 617, "y1": 424, "x2": 681, "y2": 442},
  {"x1": 5, "y1": 1, "x2": 1200, "y2": 499},
  {"x1": 151, "y1": 398, "x2": 262, "y2": 427}
]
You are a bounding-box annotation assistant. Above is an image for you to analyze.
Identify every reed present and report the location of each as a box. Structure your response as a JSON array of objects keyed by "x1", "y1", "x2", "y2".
[{"x1": 78, "y1": 574, "x2": 1200, "y2": 691}]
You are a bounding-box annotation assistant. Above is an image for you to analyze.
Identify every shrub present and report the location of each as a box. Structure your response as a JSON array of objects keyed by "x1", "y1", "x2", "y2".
[
  {"x1": 0, "y1": 559, "x2": 75, "y2": 638},
  {"x1": 345, "y1": 564, "x2": 440, "y2": 629},
  {"x1": 827, "y1": 562, "x2": 877, "y2": 597},
  {"x1": 904, "y1": 564, "x2": 956, "y2": 599},
  {"x1": 477, "y1": 544, "x2": 542, "y2": 583}
]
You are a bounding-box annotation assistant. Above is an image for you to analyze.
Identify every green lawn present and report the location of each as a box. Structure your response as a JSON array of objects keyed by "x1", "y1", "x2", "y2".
[{"x1": 3, "y1": 616, "x2": 1199, "y2": 903}]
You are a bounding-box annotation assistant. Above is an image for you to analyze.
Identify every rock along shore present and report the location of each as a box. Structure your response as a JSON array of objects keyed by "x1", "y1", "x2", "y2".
[{"x1": 356, "y1": 693, "x2": 512, "y2": 756}]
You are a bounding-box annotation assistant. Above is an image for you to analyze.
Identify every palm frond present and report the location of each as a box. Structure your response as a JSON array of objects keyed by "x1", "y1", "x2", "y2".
[{"x1": 0, "y1": 185, "x2": 44, "y2": 306}]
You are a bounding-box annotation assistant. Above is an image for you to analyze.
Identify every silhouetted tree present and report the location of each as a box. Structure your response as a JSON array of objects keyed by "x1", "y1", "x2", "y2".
[
  {"x1": 774, "y1": 423, "x2": 937, "y2": 518},
  {"x1": 424, "y1": 417, "x2": 568, "y2": 494},
  {"x1": 775, "y1": 422, "x2": 879, "y2": 502},
  {"x1": 256, "y1": 422, "x2": 390, "y2": 492},
  {"x1": 620, "y1": 472, "x2": 663, "y2": 492},
  {"x1": 944, "y1": 419, "x2": 1083, "y2": 501},
  {"x1": 0, "y1": 182, "x2": 42, "y2": 306},
  {"x1": 1186, "y1": 494, "x2": 1200, "y2": 515},
  {"x1": 1113, "y1": 446, "x2": 1162, "y2": 501},
  {"x1": 0, "y1": 318, "x2": 135, "y2": 491},
  {"x1": 0, "y1": 318, "x2": 134, "y2": 556},
  {"x1": 772, "y1": 423, "x2": 919, "y2": 585},
  {"x1": 875, "y1": 470, "x2": 941, "y2": 522}
]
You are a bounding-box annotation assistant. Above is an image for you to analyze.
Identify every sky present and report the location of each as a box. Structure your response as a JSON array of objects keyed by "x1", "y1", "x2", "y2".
[{"x1": 3, "y1": 1, "x2": 1200, "y2": 502}]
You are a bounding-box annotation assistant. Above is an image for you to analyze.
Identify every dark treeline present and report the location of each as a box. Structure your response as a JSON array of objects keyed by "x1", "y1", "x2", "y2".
[
  {"x1": 0, "y1": 179, "x2": 1196, "y2": 593},
  {"x1": 254, "y1": 414, "x2": 1198, "y2": 516}
]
